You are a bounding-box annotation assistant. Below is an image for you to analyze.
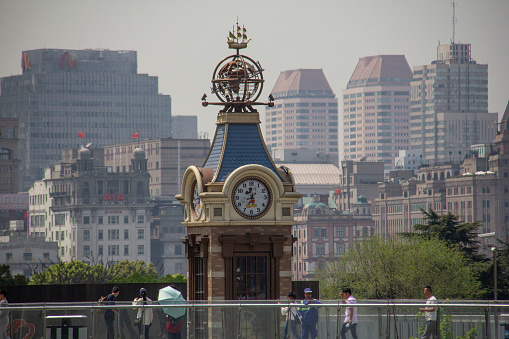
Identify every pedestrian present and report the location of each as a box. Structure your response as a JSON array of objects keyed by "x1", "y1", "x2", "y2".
[
  {"x1": 340, "y1": 288, "x2": 358, "y2": 339},
  {"x1": 281, "y1": 291, "x2": 301, "y2": 339},
  {"x1": 104, "y1": 286, "x2": 120, "y2": 339},
  {"x1": 0, "y1": 289, "x2": 10, "y2": 339},
  {"x1": 297, "y1": 288, "x2": 321, "y2": 339},
  {"x1": 133, "y1": 288, "x2": 153, "y2": 339},
  {"x1": 419, "y1": 286, "x2": 438, "y2": 339},
  {"x1": 166, "y1": 315, "x2": 182, "y2": 339}
]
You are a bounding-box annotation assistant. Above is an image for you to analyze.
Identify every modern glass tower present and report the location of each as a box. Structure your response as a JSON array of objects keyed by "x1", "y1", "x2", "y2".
[
  {"x1": 410, "y1": 43, "x2": 497, "y2": 163},
  {"x1": 0, "y1": 49, "x2": 172, "y2": 191}
]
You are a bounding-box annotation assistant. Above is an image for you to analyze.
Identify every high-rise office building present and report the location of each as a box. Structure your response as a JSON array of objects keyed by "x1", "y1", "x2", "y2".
[
  {"x1": 265, "y1": 69, "x2": 338, "y2": 160},
  {"x1": 343, "y1": 55, "x2": 413, "y2": 173},
  {"x1": 0, "y1": 49, "x2": 172, "y2": 191},
  {"x1": 410, "y1": 43, "x2": 497, "y2": 163}
]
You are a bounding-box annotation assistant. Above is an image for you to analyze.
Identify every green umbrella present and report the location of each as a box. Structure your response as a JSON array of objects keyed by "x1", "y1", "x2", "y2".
[{"x1": 158, "y1": 286, "x2": 186, "y2": 318}]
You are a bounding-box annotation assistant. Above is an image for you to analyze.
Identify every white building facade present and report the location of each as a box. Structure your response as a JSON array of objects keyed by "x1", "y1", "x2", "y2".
[{"x1": 28, "y1": 147, "x2": 152, "y2": 265}]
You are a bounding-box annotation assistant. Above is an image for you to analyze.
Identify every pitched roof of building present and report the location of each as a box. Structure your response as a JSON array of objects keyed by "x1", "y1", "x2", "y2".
[
  {"x1": 347, "y1": 55, "x2": 412, "y2": 88},
  {"x1": 278, "y1": 163, "x2": 340, "y2": 185},
  {"x1": 270, "y1": 69, "x2": 334, "y2": 97}
]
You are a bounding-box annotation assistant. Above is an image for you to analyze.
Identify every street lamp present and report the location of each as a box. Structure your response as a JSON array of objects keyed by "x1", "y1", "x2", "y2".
[
  {"x1": 491, "y1": 246, "x2": 497, "y2": 301},
  {"x1": 478, "y1": 232, "x2": 497, "y2": 299}
]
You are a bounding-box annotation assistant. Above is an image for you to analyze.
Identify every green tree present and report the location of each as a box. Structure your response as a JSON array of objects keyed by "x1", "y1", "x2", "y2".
[
  {"x1": 29, "y1": 261, "x2": 108, "y2": 285},
  {"x1": 0, "y1": 264, "x2": 29, "y2": 286},
  {"x1": 401, "y1": 209, "x2": 481, "y2": 259},
  {"x1": 316, "y1": 236, "x2": 481, "y2": 299},
  {"x1": 106, "y1": 260, "x2": 157, "y2": 281}
]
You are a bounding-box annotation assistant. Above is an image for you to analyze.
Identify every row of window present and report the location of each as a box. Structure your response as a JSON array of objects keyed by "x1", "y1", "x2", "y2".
[
  {"x1": 83, "y1": 244, "x2": 144, "y2": 256},
  {"x1": 83, "y1": 228, "x2": 144, "y2": 240},
  {"x1": 83, "y1": 215, "x2": 144, "y2": 224},
  {"x1": 5, "y1": 252, "x2": 51, "y2": 261}
]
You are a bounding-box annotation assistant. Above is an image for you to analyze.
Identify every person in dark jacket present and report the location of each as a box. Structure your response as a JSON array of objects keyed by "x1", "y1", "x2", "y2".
[
  {"x1": 297, "y1": 288, "x2": 321, "y2": 339},
  {"x1": 104, "y1": 286, "x2": 120, "y2": 339}
]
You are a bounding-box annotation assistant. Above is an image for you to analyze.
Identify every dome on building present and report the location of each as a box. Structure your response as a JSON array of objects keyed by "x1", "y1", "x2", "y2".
[
  {"x1": 356, "y1": 195, "x2": 368, "y2": 204},
  {"x1": 134, "y1": 148, "x2": 146, "y2": 160},
  {"x1": 78, "y1": 147, "x2": 91, "y2": 160}
]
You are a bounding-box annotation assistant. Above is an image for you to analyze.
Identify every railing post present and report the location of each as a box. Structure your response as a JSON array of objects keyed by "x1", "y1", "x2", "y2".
[
  {"x1": 336, "y1": 302, "x2": 341, "y2": 339},
  {"x1": 42, "y1": 305, "x2": 47, "y2": 339},
  {"x1": 484, "y1": 307, "x2": 491, "y2": 339},
  {"x1": 325, "y1": 305, "x2": 330, "y2": 339}
]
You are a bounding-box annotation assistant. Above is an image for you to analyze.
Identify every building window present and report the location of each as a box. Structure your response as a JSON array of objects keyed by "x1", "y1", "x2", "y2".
[
  {"x1": 235, "y1": 255, "x2": 268, "y2": 300},
  {"x1": 83, "y1": 230, "x2": 90, "y2": 241},
  {"x1": 313, "y1": 228, "x2": 319, "y2": 238},
  {"x1": 108, "y1": 245, "x2": 119, "y2": 256},
  {"x1": 138, "y1": 245, "x2": 144, "y2": 255},
  {"x1": 108, "y1": 216, "x2": 119, "y2": 224},
  {"x1": 124, "y1": 216, "x2": 129, "y2": 224},
  {"x1": 124, "y1": 245, "x2": 129, "y2": 256},
  {"x1": 98, "y1": 216, "x2": 103, "y2": 224},
  {"x1": 137, "y1": 215, "x2": 144, "y2": 223},
  {"x1": 108, "y1": 229, "x2": 119, "y2": 240},
  {"x1": 83, "y1": 246, "x2": 90, "y2": 256},
  {"x1": 98, "y1": 246, "x2": 103, "y2": 256},
  {"x1": 138, "y1": 229, "x2": 144, "y2": 239},
  {"x1": 337, "y1": 244, "x2": 345, "y2": 254},
  {"x1": 175, "y1": 245, "x2": 182, "y2": 255},
  {"x1": 61, "y1": 232, "x2": 65, "y2": 240},
  {"x1": 124, "y1": 230, "x2": 129, "y2": 239},
  {"x1": 321, "y1": 228, "x2": 326, "y2": 238},
  {"x1": 6, "y1": 253, "x2": 12, "y2": 261},
  {"x1": 23, "y1": 253, "x2": 32, "y2": 261},
  {"x1": 316, "y1": 245, "x2": 325, "y2": 255},
  {"x1": 98, "y1": 230, "x2": 103, "y2": 240},
  {"x1": 336, "y1": 226, "x2": 344, "y2": 238},
  {"x1": 83, "y1": 216, "x2": 90, "y2": 224},
  {"x1": 43, "y1": 252, "x2": 50, "y2": 259}
]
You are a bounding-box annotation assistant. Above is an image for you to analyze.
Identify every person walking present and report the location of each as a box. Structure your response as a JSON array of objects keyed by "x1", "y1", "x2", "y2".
[
  {"x1": 419, "y1": 286, "x2": 438, "y2": 339},
  {"x1": 281, "y1": 291, "x2": 301, "y2": 339},
  {"x1": 166, "y1": 315, "x2": 182, "y2": 339},
  {"x1": 0, "y1": 289, "x2": 10, "y2": 339},
  {"x1": 104, "y1": 286, "x2": 120, "y2": 339},
  {"x1": 133, "y1": 288, "x2": 153, "y2": 339},
  {"x1": 297, "y1": 288, "x2": 321, "y2": 339},
  {"x1": 340, "y1": 288, "x2": 358, "y2": 339}
]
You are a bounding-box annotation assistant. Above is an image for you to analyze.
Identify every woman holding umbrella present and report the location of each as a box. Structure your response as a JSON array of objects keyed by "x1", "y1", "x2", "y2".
[{"x1": 133, "y1": 288, "x2": 153, "y2": 339}]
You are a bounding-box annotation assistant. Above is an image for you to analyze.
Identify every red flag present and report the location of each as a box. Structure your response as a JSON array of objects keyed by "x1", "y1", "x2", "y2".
[
  {"x1": 335, "y1": 188, "x2": 341, "y2": 194},
  {"x1": 131, "y1": 132, "x2": 139, "y2": 139},
  {"x1": 78, "y1": 132, "x2": 85, "y2": 139}
]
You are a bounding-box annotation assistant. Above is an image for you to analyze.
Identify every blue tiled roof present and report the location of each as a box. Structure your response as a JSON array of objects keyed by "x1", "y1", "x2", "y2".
[
  {"x1": 204, "y1": 123, "x2": 283, "y2": 182},
  {"x1": 203, "y1": 124, "x2": 225, "y2": 170}
]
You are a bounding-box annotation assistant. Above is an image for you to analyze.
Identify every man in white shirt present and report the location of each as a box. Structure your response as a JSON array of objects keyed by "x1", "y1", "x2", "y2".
[
  {"x1": 419, "y1": 286, "x2": 438, "y2": 339},
  {"x1": 340, "y1": 288, "x2": 358, "y2": 339}
]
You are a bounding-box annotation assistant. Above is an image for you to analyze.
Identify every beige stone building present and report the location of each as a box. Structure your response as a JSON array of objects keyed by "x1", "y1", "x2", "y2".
[
  {"x1": 335, "y1": 159, "x2": 384, "y2": 213},
  {"x1": 374, "y1": 103, "x2": 509, "y2": 241},
  {"x1": 104, "y1": 138, "x2": 210, "y2": 198}
]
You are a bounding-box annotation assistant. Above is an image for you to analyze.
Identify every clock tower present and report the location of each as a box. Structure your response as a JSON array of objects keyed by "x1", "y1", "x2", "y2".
[{"x1": 176, "y1": 24, "x2": 302, "y2": 311}]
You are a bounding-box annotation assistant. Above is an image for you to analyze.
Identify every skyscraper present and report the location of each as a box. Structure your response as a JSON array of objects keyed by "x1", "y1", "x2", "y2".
[
  {"x1": 410, "y1": 43, "x2": 498, "y2": 163},
  {"x1": 0, "y1": 49, "x2": 172, "y2": 191},
  {"x1": 342, "y1": 55, "x2": 413, "y2": 173},
  {"x1": 265, "y1": 69, "x2": 338, "y2": 160}
]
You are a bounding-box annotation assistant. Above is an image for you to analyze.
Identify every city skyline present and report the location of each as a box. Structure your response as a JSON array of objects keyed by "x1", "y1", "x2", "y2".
[{"x1": 1, "y1": 0, "x2": 508, "y2": 151}]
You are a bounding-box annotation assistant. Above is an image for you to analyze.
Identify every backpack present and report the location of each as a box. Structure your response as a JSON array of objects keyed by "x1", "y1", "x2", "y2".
[{"x1": 97, "y1": 296, "x2": 106, "y2": 314}]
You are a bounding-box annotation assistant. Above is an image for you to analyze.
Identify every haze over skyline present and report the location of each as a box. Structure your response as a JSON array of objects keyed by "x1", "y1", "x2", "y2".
[{"x1": 1, "y1": 0, "x2": 508, "y2": 145}]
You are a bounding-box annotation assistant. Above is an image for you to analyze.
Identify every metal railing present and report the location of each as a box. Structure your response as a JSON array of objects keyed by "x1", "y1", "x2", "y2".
[{"x1": 3, "y1": 300, "x2": 508, "y2": 338}]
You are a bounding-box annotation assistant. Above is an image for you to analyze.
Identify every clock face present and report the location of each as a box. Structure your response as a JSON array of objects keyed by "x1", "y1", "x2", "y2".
[
  {"x1": 232, "y1": 177, "x2": 271, "y2": 219},
  {"x1": 191, "y1": 179, "x2": 202, "y2": 219}
]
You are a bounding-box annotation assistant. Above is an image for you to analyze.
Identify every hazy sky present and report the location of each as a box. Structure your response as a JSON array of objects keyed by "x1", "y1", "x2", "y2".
[{"x1": 1, "y1": 0, "x2": 508, "y2": 141}]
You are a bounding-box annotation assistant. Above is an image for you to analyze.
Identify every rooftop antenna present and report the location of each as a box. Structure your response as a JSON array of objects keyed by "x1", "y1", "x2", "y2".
[{"x1": 451, "y1": 1, "x2": 457, "y2": 44}]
